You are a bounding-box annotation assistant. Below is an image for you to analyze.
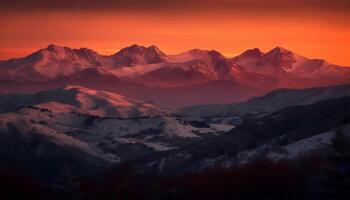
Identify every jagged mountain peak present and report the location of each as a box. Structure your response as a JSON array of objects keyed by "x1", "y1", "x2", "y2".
[
  {"x1": 176, "y1": 49, "x2": 227, "y2": 62},
  {"x1": 260, "y1": 47, "x2": 300, "y2": 72},
  {"x1": 265, "y1": 46, "x2": 295, "y2": 57},
  {"x1": 238, "y1": 48, "x2": 263, "y2": 58},
  {"x1": 46, "y1": 43, "x2": 62, "y2": 50},
  {"x1": 119, "y1": 44, "x2": 147, "y2": 53},
  {"x1": 42, "y1": 44, "x2": 100, "y2": 57},
  {"x1": 75, "y1": 47, "x2": 99, "y2": 55},
  {"x1": 186, "y1": 48, "x2": 220, "y2": 55},
  {"x1": 230, "y1": 45, "x2": 350, "y2": 85},
  {"x1": 233, "y1": 47, "x2": 293, "y2": 62},
  {"x1": 116, "y1": 44, "x2": 165, "y2": 56},
  {"x1": 112, "y1": 44, "x2": 167, "y2": 67},
  {"x1": 148, "y1": 44, "x2": 164, "y2": 52},
  {"x1": 270, "y1": 46, "x2": 290, "y2": 52},
  {"x1": 1, "y1": 44, "x2": 349, "y2": 89},
  {"x1": 208, "y1": 49, "x2": 227, "y2": 58},
  {"x1": 42, "y1": 44, "x2": 75, "y2": 55}
]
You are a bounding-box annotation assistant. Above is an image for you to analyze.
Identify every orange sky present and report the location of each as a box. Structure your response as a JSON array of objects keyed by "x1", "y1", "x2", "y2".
[{"x1": 0, "y1": 0, "x2": 350, "y2": 65}]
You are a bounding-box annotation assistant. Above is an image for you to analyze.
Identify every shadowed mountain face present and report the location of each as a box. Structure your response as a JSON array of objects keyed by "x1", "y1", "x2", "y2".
[{"x1": 0, "y1": 44, "x2": 349, "y2": 107}]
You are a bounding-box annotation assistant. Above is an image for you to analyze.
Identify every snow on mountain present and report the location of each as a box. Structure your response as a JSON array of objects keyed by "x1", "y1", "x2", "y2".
[
  {"x1": 138, "y1": 49, "x2": 276, "y2": 87},
  {"x1": 1, "y1": 44, "x2": 349, "y2": 89},
  {"x1": 0, "y1": 85, "x2": 172, "y2": 118},
  {"x1": 0, "y1": 44, "x2": 167, "y2": 81},
  {"x1": 110, "y1": 44, "x2": 167, "y2": 67},
  {"x1": 0, "y1": 85, "x2": 236, "y2": 169},
  {"x1": 107, "y1": 63, "x2": 165, "y2": 78},
  {"x1": 167, "y1": 49, "x2": 236, "y2": 79},
  {"x1": 232, "y1": 46, "x2": 350, "y2": 86},
  {"x1": 12, "y1": 45, "x2": 95, "y2": 78},
  {"x1": 135, "y1": 96, "x2": 350, "y2": 174},
  {"x1": 0, "y1": 44, "x2": 106, "y2": 81},
  {"x1": 130, "y1": 49, "x2": 230, "y2": 86},
  {"x1": 1, "y1": 44, "x2": 350, "y2": 109},
  {"x1": 0, "y1": 45, "x2": 273, "y2": 87},
  {"x1": 238, "y1": 124, "x2": 350, "y2": 164}
]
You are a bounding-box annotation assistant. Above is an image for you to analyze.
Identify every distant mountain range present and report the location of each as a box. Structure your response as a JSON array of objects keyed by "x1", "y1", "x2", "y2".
[{"x1": 1, "y1": 44, "x2": 349, "y2": 107}]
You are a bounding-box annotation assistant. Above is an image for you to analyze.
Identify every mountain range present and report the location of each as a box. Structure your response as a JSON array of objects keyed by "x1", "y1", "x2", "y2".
[
  {"x1": 1, "y1": 44, "x2": 350, "y2": 180},
  {"x1": 1, "y1": 83, "x2": 350, "y2": 178},
  {"x1": 1, "y1": 44, "x2": 350, "y2": 107}
]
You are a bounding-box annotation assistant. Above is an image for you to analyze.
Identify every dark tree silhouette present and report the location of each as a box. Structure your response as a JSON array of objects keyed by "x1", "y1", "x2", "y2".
[{"x1": 309, "y1": 130, "x2": 350, "y2": 199}]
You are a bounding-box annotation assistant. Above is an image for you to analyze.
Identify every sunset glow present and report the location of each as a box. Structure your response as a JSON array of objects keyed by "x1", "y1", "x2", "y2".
[{"x1": 1, "y1": 0, "x2": 350, "y2": 65}]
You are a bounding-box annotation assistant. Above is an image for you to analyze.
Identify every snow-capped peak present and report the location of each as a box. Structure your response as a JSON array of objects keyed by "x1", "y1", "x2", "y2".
[
  {"x1": 1, "y1": 44, "x2": 349, "y2": 89},
  {"x1": 114, "y1": 44, "x2": 166, "y2": 57},
  {"x1": 264, "y1": 47, "x2": 299, "y2": 63},
  {"x1": 111, "y1": 44, "x2": 167, "y2": 67},
  {"x1": 268, "y1": 46, "x2": 291, "y2": 54},
  {"x1": 233, "y1": 46, "x2": 299, "y2": 75}
]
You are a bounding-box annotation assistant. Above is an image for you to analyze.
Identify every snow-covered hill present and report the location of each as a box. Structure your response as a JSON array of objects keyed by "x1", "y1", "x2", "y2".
[
  {"x1": 0, "y1": 86, "x2": 234, "y2": 172},
  {"x1": 0, "y1": 85, "x2": 173, "y2": 118},
  {"x1": 132, "y1": 96, "x2": 350, "y2": 174}
]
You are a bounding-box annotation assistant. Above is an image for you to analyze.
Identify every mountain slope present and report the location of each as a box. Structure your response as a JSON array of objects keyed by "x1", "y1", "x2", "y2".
[{"x1": 182, "y1": 84, "x2": 350, "y2": 117}]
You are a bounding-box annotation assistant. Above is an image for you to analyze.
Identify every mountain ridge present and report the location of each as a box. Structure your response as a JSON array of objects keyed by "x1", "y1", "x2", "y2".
[
  {"x1": 1, "y1": 44, "x2": 348, "y2": 83},
  {"x1": 1, "y1": 44, "x2": 350, "y2": 107}
]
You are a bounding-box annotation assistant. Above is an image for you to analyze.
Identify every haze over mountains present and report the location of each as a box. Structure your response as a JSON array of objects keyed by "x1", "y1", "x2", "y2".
[{"x1": 1, "y1": 44, "x2": 350, "y2": 107}]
